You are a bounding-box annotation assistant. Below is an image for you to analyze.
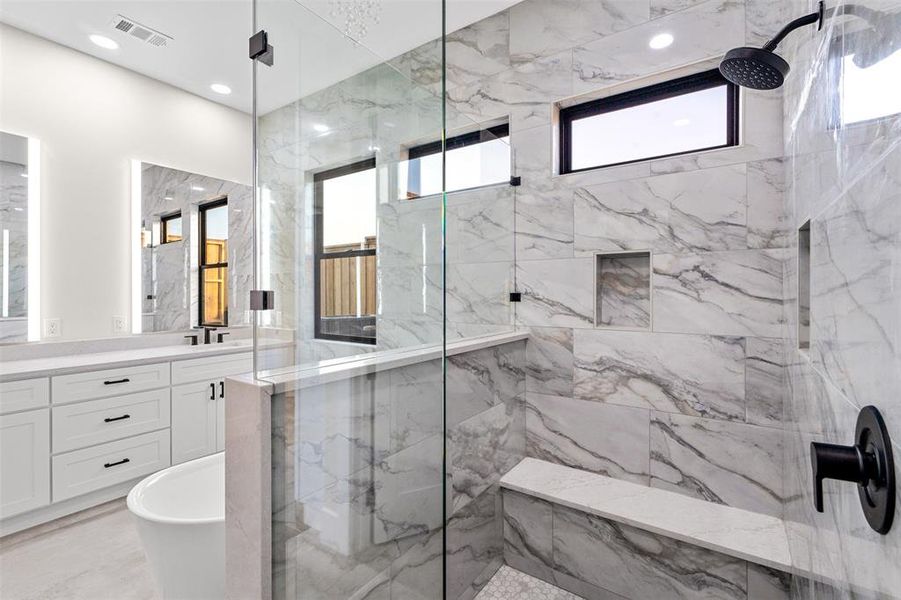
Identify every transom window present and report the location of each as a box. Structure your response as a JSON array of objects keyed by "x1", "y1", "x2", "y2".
[
  {"x1": 403, "y1": 123, "x2": 510, "y2": 199},
  {"x1": 560, "y1": 69, "x2": 739, "y2": 173},
  {"x1": 199, "y1": 199, "x2": 228, "y2": 327},
  {"x1": 314, "y1": 158, "x2": 377, "y2": 344}
]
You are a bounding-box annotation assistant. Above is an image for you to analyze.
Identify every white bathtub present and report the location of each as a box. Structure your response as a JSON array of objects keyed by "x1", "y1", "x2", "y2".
[{"x1": 127, "y1": 452, "x2": 224, "y2": 599}]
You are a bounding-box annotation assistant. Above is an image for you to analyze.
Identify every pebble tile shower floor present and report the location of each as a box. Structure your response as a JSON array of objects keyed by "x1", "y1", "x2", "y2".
[{"x1": 475, "y1": 565, "x2": 583, "y2": 600}]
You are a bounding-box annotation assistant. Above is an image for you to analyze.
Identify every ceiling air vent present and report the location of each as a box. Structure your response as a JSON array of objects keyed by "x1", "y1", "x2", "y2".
[{"x1": 110, "y1": 15, "x2": 172, "y2": 48}]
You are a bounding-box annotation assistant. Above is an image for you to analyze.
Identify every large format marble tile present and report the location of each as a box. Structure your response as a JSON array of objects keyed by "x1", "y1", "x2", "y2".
[
  {"x1": 573, "y1": 0, "x2": 743, "y2": 94},
  {"x1": 573, "y1": 329, "x2": 746, "y2": 421},
  {"x1": 446, "y1": 343, "x2": 525, "y2": 427},
  {"x1": 524, "y1": 326, "x2": 575, "y2": 397},
  {"x1": 552, "y1": 505, "x2": 748, "y2": 599},
  {"x1": 650, "y1": 412, "x2": 784, "y2": 516},
  {"x1": 449, "y1": 400, "x2": 525, "y2": 513},
  {"x1": 502, "y1": 489, "x2": 554, "y2": 577},
  {"x1": 516, "y1": 258, "x2": 595, "y2": 329},
  {"x1": 446, "y1": 487, "x2": 503, "y2": 600},
  {"x1": 525, "y1": 393, "x2": 650, "y2": 484},
  {"x1": 652, "y1": 249, "x2": 785, "y2": 338},
  {"x1": 508, "y1": 0, "x2": 649, "y2": 64},
  {"x1": 747, "y1": 158, "x2": 789, "y2": 250},
  {"x1": 574, "y1": 164, "x2": 748, "y2": 255},
  {"x1": 744, "y1": 337, "x2": 786, "y2": 428},
  {"x1": 515, "y1": 188, "x2": 575, "y2": 260}
]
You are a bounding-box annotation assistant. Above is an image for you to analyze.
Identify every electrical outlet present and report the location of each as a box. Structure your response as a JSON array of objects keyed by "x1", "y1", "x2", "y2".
[
  {"x1": 44, "y1": 318, "x2": 61, "y2": 338},
  {"x1": 112, "y1": 316, "x2": 128, "y2": 334}
]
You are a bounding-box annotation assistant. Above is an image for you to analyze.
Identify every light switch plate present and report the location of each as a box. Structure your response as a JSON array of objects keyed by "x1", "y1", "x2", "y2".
[
  {"x1": 44, "y1": 318, "x2": 61, "y2": 338},
  {"x1": 112, "y1": 315, "x2": 128, "y2": 334}
]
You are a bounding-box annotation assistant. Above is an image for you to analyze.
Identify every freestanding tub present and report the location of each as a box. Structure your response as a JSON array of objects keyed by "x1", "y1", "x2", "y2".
[{"x1": 127, "y1": 452, "x2": 224, "y2": 599}]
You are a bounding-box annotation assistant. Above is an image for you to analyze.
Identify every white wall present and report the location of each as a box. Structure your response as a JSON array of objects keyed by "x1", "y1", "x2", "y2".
[{"x1": 0, "y1": 24, "x2": 252, "y2": 341}]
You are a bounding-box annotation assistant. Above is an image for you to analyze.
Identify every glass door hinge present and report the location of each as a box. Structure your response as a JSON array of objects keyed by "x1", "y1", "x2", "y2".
[
  {"x1": 249, "y1": 30, "x2": 274, "y2": 66},
  {"x1": 250, "y1": 290, "x2": 275, "y2": 311},
  {"x1": 509, "y1": 292, "x2": 522, "y2": 302}
]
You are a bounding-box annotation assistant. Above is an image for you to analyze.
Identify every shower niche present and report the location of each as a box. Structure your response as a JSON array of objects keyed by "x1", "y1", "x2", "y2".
[{"x1": 594, "y1": 251, "x2": 651, "y2": 330}]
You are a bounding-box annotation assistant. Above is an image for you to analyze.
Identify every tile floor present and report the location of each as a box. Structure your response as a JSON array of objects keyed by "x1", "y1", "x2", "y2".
[
  {"x1": 0, "y1": 500, "x2": 159, "y2": 600},
  {"x1": 475, "y1": 565, "x2": 583, "y2": 600},
  {"x1": 1, "y1": 501, "x2": 575, "y2": 600}
]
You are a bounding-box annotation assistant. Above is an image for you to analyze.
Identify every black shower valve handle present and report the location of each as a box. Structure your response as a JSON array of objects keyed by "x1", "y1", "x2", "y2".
[
  {"x1": 810, "y1": 441, "x2": 880, "y2": 512},
  {"x1": 809, "y1": 406, "x2": 895, "y2": 534}
]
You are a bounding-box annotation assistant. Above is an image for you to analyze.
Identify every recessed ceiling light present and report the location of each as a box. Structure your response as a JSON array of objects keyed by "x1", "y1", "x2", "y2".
[
  {"x1": 191, "y1": 186, "x2": 205, "y2": 192},
  {"x1": 164, "y1": 196, "x2": 174, "y2": 200},
  {"x1": 13, "y1": 207, "x2": 24, "y2": 212},
  {"x1": 312, "y1": 123, "x2": 330, "y2": 133},
  {"x1": 210, "y1": 83, "x2": 232, "y2": 95},
  {"x1": 649, "y1": 33, "x2": 674, "y2": 50},
  {"x1": 20, "y1": 173, "x2": 28, "y2": 178},
  {"x1": 673, "y1": 118, "x2": 691, "y2": 127},
  {"x1": 89, "y1": 34, "x2": 119, "y2": 50}
]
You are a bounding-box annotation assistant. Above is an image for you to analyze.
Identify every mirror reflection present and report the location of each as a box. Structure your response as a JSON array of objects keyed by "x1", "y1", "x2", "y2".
[
  {"x1": 139, "y1": 164, "x2": 250, "y2": 334},
  {"x1": 0, "y1": 131, "x2": 30, "y2": 343}
]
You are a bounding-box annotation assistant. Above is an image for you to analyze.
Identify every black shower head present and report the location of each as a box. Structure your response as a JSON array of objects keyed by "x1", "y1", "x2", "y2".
[
  {"x1": 719, "y1": 47, "x2": 791, "y2": 90},
  {"x1": 719, "y1": 1, "x2": 823, "y2": 90}
]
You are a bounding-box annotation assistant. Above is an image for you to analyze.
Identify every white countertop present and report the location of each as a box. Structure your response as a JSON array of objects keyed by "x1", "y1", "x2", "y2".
[
  {"x1": 0, "y1": 339, "x2": 259, "y2": 381},
  {"x1": 252, "y1": 331, "x2": 529, "y2": 394}
]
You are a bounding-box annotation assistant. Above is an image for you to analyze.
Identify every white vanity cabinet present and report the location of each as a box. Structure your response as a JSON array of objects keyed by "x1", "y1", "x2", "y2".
[
  {"x1": 170, "y1": 353, "x2": 252, "y2": 464},
  {"x1": 0, "y1": 348, "x2": 253, "y2": 533},
  {"x1": 0, "y1": 378, "x2": 51, "y2": 519},
  {"x1": 0, "y1": 408, "x2": 51, "y2": 518}
]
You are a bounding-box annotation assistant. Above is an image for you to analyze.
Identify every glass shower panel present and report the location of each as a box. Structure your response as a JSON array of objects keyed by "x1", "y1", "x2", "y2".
[{"x1": 252, "y1": 0, "x2": 450, "y2": 598}]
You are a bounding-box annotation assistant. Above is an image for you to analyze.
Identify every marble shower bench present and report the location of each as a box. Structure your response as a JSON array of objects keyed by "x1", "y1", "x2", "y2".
[{"x1": 499, "y1": 458, "x2": 793, "y2": 600}]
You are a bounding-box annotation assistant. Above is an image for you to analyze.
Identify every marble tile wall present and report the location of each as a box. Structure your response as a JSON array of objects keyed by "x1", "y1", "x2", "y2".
[
  {"x1": 453, "y1": 0, "x2": 790, "y2": 522},
  {"x1": 501, "y1": 488, "x2": 791, "y2": 600},
  {"x1": 141, "y1": 164, "x2": 252, "y2": 332},
  {"x1": 779, "y1": 1, "x2": 901, "y2": 598},
  {"x1": 271, "y1": 340, "x2": 525, "y2": 600},
  {"x1": 259, "y1": 0, "x2": 798, "y2": 597}
]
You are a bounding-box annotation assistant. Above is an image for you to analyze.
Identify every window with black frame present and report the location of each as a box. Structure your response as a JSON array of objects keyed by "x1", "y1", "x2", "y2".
[
  {"x1": 314, "y1": 158, "x2": 377, "y2": 344},
  {"x1": 199, "y1": 199, "x2": 228, "y2": 327},
  {"x1": 160, "y1": 212, "x2": 182, "y2": 244},
  {"x1": 403, "y1": 123, "x2": 510, "y2": 199},
  {"x1": 560, "y1": 69, "x2": 739, "y2": 173}
]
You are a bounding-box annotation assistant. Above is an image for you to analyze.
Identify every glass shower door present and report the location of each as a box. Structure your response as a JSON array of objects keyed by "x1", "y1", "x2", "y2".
[{"x1": 252, "y1": 1, "x2": 449, "y2": 598}]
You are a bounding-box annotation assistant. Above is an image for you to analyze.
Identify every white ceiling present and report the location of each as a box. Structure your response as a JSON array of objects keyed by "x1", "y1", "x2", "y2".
[{"x1": 0, "y1": 0, "x2": 518, "y2": 115}]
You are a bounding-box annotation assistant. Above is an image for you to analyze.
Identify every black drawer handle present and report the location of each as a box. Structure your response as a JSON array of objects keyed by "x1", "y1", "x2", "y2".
[
  {"x1": 103, "y1": 378, "x2": 131, "y2": 385},
  {"x1": 103, "y1": 414, "x2": 131, "y2": 423},
  {"x1": 104, "y1": 458, "x2": 130, "y2": 468},
  {"x1": 210, "y1": 382, "x2": 216, "y2": 400},
  {"x1": 219, "y1": 381, "x2": 224, "y2": 399}
]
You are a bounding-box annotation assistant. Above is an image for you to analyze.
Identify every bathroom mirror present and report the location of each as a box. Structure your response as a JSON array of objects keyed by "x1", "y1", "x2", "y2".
[
  {"x1": 0, "y1": 131, "x2": 36, "y2": 344},
  {"x1": 137, "y1": 162, "x2": 252, "y2": 334}
]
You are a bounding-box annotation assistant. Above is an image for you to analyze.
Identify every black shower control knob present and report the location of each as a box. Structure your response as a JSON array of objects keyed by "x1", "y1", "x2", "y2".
[{"x1": 809, "y1": 406, "x2": 895, "y2": 534}]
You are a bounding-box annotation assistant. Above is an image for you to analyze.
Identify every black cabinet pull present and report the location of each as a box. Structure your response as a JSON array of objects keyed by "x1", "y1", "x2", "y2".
[
  {"x1": 103, "y1": 378, "x2": 131, "y2": 385},
  {"x1": 104, "y1": 458, "x2": 130, "y2": 468},
  {"x1": 210, "y1": 382, "x2": 216, "y2": 400},
  {"x1": 103, "y1": 414, "x2": 131, "y2": 423},
  {"x1": 219, "y1": 381, "x2": 224, "y2": 399}
]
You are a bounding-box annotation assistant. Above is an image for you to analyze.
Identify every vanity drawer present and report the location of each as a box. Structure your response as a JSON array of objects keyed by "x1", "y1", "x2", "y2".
[
  {"x1": 52, "y1": 388, "x2": 171, "y2": 453},
  {"x1": 52, "y1": 430, "x2": 170, "y2": 502},
  {"x1": 0, "y1": 378, "x2": 50, "y2": 414},
  {"x1": 171, "y1": 352, "x2": 252, "y2": 385},
  {"x1": 52, "y1": 362, "x2": 170, "y2": 405}
]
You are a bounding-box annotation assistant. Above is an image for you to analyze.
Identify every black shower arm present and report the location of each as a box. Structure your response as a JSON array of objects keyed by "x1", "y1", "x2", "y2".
[
  {"x1": 763, "y1": 6, "x2": 823, "y2": 51},
  {"x1": 764, "y1": 2, "x2": 886, "y2": 52}
]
